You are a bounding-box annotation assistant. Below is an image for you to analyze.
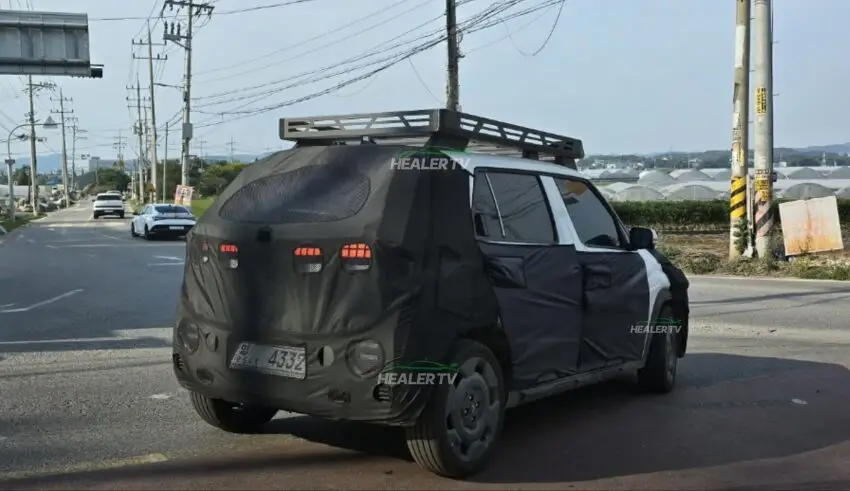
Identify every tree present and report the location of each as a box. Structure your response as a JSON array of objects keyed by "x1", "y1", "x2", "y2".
[
  {"x1": 198, "y1": 162, "x2": 246, "y2": 196},
  {"x1": 14, "y1": 167, "x2": 30, "y2": 186}
]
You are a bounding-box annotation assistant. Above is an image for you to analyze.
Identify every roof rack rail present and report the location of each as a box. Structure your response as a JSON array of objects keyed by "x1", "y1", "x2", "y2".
[{"x1": 279, "y1": 109, "x2": 584, "y2": 168}]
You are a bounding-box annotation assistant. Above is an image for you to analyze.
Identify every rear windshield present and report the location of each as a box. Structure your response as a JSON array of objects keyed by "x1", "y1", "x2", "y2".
[
  {"x1": 218, "y1": 166, "x2": 370, "y2": 223},
  {"x1": 96, "y1": 195, "x2": 121, "y2": 201},
  {"x1": 155, "y1": 205, "x2": 190, "y2": 214}
]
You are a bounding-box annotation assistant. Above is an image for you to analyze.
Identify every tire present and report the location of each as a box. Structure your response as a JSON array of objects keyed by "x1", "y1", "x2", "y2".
[
  {"x1": 189, "y1": 391, "x2": 277, "y2": 434},
  {"x1": 92, "y1": 213, "x2": 99, "y2": 219},
  {"x1": 143, "y1": 225, "x2": 151, "y2": 240},
  {"x1": 119, "y1": 212, "x2": 125, "y2": 219},
  {"x1": 638, "y1": 303, "x2": 678, "y2": 394},
  {"x1": 130, "y1": 223, "x2": 137, "y2": 237},
  {"x1": 405, "y1": 339, "x2": 506, "y2": 478}
]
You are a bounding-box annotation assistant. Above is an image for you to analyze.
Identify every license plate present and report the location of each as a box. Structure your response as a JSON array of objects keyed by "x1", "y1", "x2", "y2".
[
  {"x1": 169, "y1": 226, "x2": 183, "y2": 230},
  {"x1": 229, "y1": 342, "x2": 306, "y2": 379}
]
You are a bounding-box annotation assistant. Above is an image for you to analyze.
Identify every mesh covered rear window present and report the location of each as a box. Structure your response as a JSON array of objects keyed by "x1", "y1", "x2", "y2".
[{"x1": 218, "y1": 166, "x2": 371, "y2": 223}]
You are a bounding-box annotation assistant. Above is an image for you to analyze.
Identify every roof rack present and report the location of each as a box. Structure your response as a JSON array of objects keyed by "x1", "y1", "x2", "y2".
[{"x1": 279, "y1": 109, "x2": 584, "y2": 168}]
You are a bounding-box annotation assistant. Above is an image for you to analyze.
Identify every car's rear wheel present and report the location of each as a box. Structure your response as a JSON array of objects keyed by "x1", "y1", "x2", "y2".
[
  {"x1": 405, "y1": 339, "x2": 506, "y2": 478},
  {"x1": 92, "y1": 213, "x2": 99, "y2": 219},
  {"x1": 189, "y1": 391, "x2": 278, "y2": 434},
  {"x1": 638, "y1": 304, "x2": 678, "y2": 393}
]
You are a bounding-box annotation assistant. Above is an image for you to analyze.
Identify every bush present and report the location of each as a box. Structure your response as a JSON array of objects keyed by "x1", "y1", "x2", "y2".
[{"x1": 611, "y1": 199, "x2": 850, "y2": 230}]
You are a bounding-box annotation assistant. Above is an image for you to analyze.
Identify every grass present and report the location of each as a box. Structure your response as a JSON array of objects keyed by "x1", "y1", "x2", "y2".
[
  {"x1": 0, "y1": 215, "x2": 35, "y2": 234},
  {"x1": 191, "y1": 197, "x2": 215, "y2": 218},
  {"x1": 656, "y1": 227, "x2": 850, "y2": 280}
]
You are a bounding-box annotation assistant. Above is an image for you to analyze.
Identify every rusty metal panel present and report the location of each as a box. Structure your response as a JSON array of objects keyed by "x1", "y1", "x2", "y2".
[
  {"x1": 779, "y1": 196, "x2": 844, "y2": 256},
  {"x1": 0, "y1": 9, "x2": 91, "y2": 76}
]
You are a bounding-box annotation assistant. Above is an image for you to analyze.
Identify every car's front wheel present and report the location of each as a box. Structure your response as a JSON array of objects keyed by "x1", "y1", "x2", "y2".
[
  {"x1": 130, "y1": 223, "x2": 137, "y2": 237},
  {"x1": 638, "y1": 304, "x2": 678, "y2": 393},
  {"x1": 405, "y1": 339, "x2": 506, "y2": 478},
  {"x1": 189, "y1": 392, "x2": 278, "y2": 433},
  {"x1": 143, "y1": 225, "x2": 151, "y2": 240}
]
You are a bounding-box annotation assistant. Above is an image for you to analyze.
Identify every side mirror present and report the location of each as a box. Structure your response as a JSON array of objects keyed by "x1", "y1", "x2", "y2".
[{"x1": 629, "y1": 227, "x2": 656, "y2": 250}]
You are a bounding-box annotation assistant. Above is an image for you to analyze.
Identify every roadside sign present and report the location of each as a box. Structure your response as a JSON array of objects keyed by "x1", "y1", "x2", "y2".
[
  {"x1": 174, "y1": 185, "x2": 194, "y2": 206},
  {"x1": 0, "y1": 10, "x2": 101, "y2": 77},
  {"x1": 779, "y1": 196, "x2": 844, "y2": 256}
]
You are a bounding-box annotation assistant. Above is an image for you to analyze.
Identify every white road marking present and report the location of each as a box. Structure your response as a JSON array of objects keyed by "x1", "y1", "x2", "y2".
[
  {"x1": 154, "y1": 255, "x2": 182, "y2": 261},
  {"x1": 25, "y1": 238, "x2": 34, "y2": 243},
  {"x1": 47, "y1": 228, "x2": 55, "y2": 231},
  {"x1": 791, "y1": 398, "x2": 808, "y2": 405},
  {"x1": 0, "y1": 303, "x2": 14, "y2": 308},
  {"x1": 149, "y1": 393, "x2": 172, "y2": 400},
  {"x1": 148, "y1": 262, "x2": 185, "y2": 266},
  {"x1": 0, "y1": 289, "x2": 83, "y2": 314},
  {"x1": 46, "y1": 244, "x2": 58, "y2": 249}
]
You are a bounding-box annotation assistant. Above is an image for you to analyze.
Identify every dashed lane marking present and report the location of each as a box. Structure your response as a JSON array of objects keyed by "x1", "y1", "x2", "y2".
[
  {"x1": 0, "y1": 453, "x2": 169, "y2": 481},
  {"x1": 0, "y1": 290, "x2": 83, "y2": 314},
  {"x1": 148, "y1": 262, "x2": 185, "y2": 266},
  {"x1": 46, "y1": 244, "x2": 58, "y2": 249}
]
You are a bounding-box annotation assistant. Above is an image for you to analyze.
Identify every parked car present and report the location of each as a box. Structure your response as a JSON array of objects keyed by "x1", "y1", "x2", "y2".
[
  {"x1": 172, "y1": 109, "x2": 691, "y2": 479},
  {"x1": 131, "y1": 204, "x2": 196, "y2": 239},
  {"x1": 92, "y1": 192, "x2": 125, "y2": 219}
]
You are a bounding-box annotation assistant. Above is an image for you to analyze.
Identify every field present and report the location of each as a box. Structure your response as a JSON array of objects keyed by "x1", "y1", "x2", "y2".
[{"x1": 191, "y1": 197, "x2": 215, "y2": 218}]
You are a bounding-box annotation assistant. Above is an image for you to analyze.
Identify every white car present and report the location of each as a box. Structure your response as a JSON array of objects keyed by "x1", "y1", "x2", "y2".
[
  {"x1": 92, "y1": 193, "x2": 125, "y2": 219},
  {"x1": 131, "y1": 203, "x2": 196, "y2": 240}
]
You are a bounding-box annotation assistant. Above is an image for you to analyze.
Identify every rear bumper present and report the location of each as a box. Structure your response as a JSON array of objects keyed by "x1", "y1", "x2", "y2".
[
  {"x1": 150, "y1": 223, "x2": 193, "y2": 235},
  {"x1": 172, "y1": 320, "x2": 430, "y2": 426},
  {"x1": 93, "y1": 208, "x2": 124, "y2": 215}
]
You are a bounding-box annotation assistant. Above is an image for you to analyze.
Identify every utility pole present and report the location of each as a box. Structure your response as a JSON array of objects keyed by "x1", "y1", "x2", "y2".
[
  {"x1": 126, "y1": 79, "x2": 149, "y2": 201},
  {"x1": 142, "y1": 105, "x2": 150, "y2": 200},
  {"x1": 50, "y1": 89, "x2": 73, "y2": 208},
  {"x1": 445, "y1": 0, "x2": 460, "y2": 111},
  {"x1": 163, "y1": 0, "x2": 215, "y2": 186},
  {"x1": 753, "y1": 0, "x2": 775, "y2": 258},
  {"x1": 24, "y1": 76, "x2": 55, "y2": 214},
  {"x1": 729, "y1": 0, "x2": 751, "y2": 259},
  {"x1": 113, "y1": 132, "x2": 127, "y2": 171},
  {"x1": 228, "y1": 136, "x2": 236, "y2": 163},
  {"x1": 133, "y1": 21, "x2": 167, "y2": 201},
  {"x1": 68, "y1": 119, "x2": 86, "y2": 190},
  {"x1": 196, "y1": 138, "x2": 206, "y2": 163},
  {"x1": 163, "y1": 122, "x2": 169, "y2": 202}
]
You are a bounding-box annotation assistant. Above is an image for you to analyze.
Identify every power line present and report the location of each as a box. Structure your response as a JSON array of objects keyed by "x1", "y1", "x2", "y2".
[
  {"x1": 503, "y1": 0, "x2": 565, "y2": 57},
  {"x1": 89, "y1": 0, "x2": 316, "y2": 21}
]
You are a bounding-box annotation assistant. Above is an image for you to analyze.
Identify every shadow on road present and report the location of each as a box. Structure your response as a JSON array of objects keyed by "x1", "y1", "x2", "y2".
[{"x1": 3, "y1": 353, "x2": 850, "y2": 488}]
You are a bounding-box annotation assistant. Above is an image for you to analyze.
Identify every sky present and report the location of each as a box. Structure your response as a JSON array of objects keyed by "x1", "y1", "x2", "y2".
[{"x1": 0, "y1": 0, "x2": 848, "y2": 162}]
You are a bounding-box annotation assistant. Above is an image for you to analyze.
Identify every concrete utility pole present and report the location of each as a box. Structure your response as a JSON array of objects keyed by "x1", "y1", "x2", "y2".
[
  {"x1": 163, "y1": 122, "x2": 169, "y2": 202},
  {"x1": 163, "y1": 0, "x2": 215, "y2": 186},
  {"x1": 729, "y1": 0, "x2": 751, "y2": 259},
  {"x1": 68, "y1": 119, "x2": 86, "y2": 190},
  {"x1": 133, "y1": 21, "x2": 167, "y2": 201},
  {"x1": 126, "y1": 79, "x2": 150, "y2": 201},
  {"x1": 445, "y1": 0, "x2": 460, "y2": 111},
  {"x1": 24, "y1": 76, "x2": 55, "y2": 214},
  {"x1": 50, "y1": 89, "x2": 73, "y2": 208},
  {"x1": 753, "y1": 0, "x2": 775, "y2": 258},
  {"x1": 113, "y1": 132, "x2": 127, "y2": 172}
]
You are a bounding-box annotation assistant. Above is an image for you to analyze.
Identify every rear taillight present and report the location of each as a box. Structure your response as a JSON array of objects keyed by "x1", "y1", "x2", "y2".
[
  {"x1": 294, "y1": 246, "x2": 323, "y2": 273},
  {"x1": 341, "y1": 243, "x2": 372, "y2": 272},
  {"x1": 219, "y1": 243, "x2": 239, "y2": 269}
]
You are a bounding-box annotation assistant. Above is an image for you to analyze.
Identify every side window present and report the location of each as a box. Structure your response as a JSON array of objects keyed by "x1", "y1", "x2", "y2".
[
  {"x1": 553, "y1": 177, "x2": 622, "y2": 248},
  {"x1": 480, "y1": 171, "x2": 556, "y2": 244},
  {"x1": 471, "y1": 172, "x2": 503, "y2": 240}
]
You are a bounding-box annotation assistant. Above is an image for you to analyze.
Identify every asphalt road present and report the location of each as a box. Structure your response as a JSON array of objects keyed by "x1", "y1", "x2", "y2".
[{"x1": 2, "y1": 203, "x2": 850, "y2": 489}]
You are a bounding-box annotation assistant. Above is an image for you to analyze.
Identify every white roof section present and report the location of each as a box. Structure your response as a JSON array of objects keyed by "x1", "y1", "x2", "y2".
[
  {"x1": 610, "y1": 186, "x2": 664, "y2": 202},
  {"x1": 447, "y1": 151, "x2": 584, "y2": 179}
]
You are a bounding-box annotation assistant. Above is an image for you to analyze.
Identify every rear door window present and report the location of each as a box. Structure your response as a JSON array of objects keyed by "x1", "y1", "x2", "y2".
[
  {"x1": 218, "y1": 166, "x2": 370, "y2": 223},
  {"x1": 473, "y1": 170, "x2": 556, "y2": 244}
]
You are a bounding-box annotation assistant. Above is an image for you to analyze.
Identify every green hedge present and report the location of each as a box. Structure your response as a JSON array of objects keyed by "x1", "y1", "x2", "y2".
[{"x1": 611, "y1": 199, "x2": 850, "y2": 230}]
